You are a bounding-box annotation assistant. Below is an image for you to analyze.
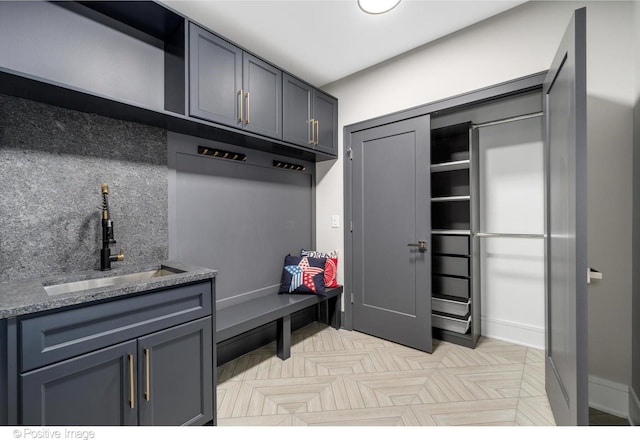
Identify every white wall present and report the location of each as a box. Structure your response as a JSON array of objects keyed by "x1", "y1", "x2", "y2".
[
  {"x1": 477, "y1": 118, "x2": 545, "y2": 349},
  {"x1": 318, "y1": 0, "x2": 635, "y2": 402}
]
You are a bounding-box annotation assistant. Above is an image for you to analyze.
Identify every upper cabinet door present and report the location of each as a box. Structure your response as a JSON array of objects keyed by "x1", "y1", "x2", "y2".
[
  {"x1": 189, "y1": 23, "x2": 242, "y2": 128},
  {"x1": 283, "y1": 73, "x2": 313, "y2": 147},
  {"x1": 242, "y1": 54, "x2": 282, "y2": 139},
  {"x1": 313, "y1": 90, "x2": 338, "y2": 156},
  {"x1": 283, "y1": 73, "x2": 338, "y2": 155}
]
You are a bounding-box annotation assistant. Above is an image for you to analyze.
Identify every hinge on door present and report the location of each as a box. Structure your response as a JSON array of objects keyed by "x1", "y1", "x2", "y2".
[
  {"x1": 351, "y1": 292, "x2": 354, "y2": 304},
  {"x1": 346, "y1": 148, "x2": 353, "y2": 159},
  {"x1": 350, "y1": 221, "x2": 353, "y2": 232}
]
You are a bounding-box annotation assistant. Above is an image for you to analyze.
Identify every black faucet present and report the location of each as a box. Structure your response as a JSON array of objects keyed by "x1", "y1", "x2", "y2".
[{"x1": 100, "y1": 183, "x2": 124, "y2": 271}]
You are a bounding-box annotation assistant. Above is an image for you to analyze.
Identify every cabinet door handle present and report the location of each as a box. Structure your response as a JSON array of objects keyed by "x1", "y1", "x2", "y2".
[
  {"x1": 128, "y1": 353, "x2": 135, "y2": 409},
  {"x1": 144, "y1": 348, "x2": 150, "y2": 401},
  {"x1": 237, "y1": 89, "x2": 243, "y2": 123},
  {"x1": 308, "y1": 119, "x2": 315, "y2": 145},
  {"x1": 314, "y1": 119, "x2": 319, "y2": 145},
  {"x1": 245, "y1": 91, "x2": 250, "y2": 125}
]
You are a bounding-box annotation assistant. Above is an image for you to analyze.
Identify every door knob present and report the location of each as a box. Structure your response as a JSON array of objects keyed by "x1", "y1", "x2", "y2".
[{"x1": 407, "y1": 241, "x2": 427, "y2": 252}]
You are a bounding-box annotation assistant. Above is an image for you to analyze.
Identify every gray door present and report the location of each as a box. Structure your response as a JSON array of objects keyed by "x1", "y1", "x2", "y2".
[
  {"x1": 543, "y1": 7, "x2": 588, "y2": 426},
  {"x1": 350, "y1": 115, "x2": 432, "y2": 352}
]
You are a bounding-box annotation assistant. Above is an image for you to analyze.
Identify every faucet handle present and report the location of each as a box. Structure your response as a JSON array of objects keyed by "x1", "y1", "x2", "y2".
[{"x1": 117, "y1": 248, "x2": 124, "y2": 262}]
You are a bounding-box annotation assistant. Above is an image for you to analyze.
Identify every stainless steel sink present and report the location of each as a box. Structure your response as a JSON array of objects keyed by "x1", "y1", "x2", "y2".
[{"x1": 43, "y1": 267, "x2": 184, "y2": 296}]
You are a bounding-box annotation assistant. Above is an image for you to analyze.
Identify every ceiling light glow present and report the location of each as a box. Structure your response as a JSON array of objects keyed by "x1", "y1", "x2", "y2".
[{"x1": 358, "y1": 0, "x2": 401, "y2": 15}]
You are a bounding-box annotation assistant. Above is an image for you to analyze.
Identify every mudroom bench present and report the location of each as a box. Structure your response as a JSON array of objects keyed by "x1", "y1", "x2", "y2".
[{"x1": 215, "y1": 286, "x2": 343, "y2": 360}]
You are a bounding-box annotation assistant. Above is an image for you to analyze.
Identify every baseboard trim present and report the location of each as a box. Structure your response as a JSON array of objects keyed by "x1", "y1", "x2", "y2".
[
  {"x1": 588, "y1": 375, "x2": 629, "y2": 419},
  {"x1": 629, "y1": 385, "x2": 640, "y2": 426},
  {"x1": 480, "y1": 315, "x2": 544, "y2": 349}
]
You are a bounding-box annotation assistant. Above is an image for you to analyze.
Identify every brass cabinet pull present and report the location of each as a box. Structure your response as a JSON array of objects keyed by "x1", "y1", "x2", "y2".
[
  {"x1": 245, "y1": 91, "x2": 250, "y2": 125},
  {"x1": 144, "y1": 348, "x2": 150, "y2": 401},
  {"x1": 128, "y1": 353, "x2": 135, "y2": 409},
  {"x1": 308, "y1": 119, "x2": 315, "y2": 145},
  {"x1": 237, "y1": 89, "x2": 243, "y2": 123},
  {"x1": 314, "y1": 119, "x2": 319, "y2": 145}
]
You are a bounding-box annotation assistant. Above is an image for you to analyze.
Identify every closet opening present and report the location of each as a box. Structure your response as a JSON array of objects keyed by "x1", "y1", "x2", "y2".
[{"x1": 431, "y1": 89, "x2": 545, "y2": 349}]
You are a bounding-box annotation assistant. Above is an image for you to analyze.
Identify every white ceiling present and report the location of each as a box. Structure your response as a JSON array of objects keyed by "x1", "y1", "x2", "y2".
[{"x1": 160, "y1": 0, "x2": 528, "y2": 87}]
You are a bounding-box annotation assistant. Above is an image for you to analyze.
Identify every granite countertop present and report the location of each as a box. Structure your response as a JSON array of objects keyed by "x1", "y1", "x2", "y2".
[{"x1": 0, "y1": 261, "x2": 217, "y2": 319}]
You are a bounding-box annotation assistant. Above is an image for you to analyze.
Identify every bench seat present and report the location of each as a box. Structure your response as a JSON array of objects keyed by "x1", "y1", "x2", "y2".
[{"x1": 216, "y1": 286, "x2": 342, "y2": 360}]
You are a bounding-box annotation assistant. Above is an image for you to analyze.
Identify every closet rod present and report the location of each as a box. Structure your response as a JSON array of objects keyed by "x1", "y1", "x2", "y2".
[
  {"x1": 474, "y1": 232, "x2": 545, "y2": 239},
  {"x1": 472, "y1": 111, "x2": 543, "y2": 129}
]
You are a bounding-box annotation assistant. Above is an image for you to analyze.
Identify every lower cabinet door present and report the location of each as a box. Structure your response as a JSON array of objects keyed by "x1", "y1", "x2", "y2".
[
  {"x1": 137, "y1": 317, "x2": 213, "y2": 426},
  {"x1": 21, "y1": 340, "x2": 138, "y2": 426}
]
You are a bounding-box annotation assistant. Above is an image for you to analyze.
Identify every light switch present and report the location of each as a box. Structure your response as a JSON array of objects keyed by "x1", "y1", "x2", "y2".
[{"x1": 331, "y1": 215, "x2": 340, "y2": 228}]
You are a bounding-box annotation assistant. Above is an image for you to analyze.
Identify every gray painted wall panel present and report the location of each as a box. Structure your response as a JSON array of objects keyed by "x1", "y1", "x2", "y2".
[
  {"x1": 0, "y1": 94, "x2": 168, "y2": 282},
  {"x1": 169, "y1": 133, "x2": 314, "y2": 305}
]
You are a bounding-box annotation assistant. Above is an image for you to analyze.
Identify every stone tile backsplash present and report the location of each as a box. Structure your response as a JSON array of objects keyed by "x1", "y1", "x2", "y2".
[{"x1": 0, "y1": 94, "x2": 168, "y2": 282}]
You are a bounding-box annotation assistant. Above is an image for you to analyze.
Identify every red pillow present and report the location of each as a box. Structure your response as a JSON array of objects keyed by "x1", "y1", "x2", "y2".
[
  {"x1": 323, "y1": 257, "x2": 339, "y2": 288},
  {"x1": 301, "y1": 249, "x2": 340, "y2": 288}
]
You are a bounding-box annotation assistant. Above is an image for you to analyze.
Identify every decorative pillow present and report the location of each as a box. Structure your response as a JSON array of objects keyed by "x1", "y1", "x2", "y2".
[
  {"x1": 301, "y1": 249, "x2": 340, "y2": 288},
  {"x1": 279, "y1": 255, "x2": 326, "y2": 295}
]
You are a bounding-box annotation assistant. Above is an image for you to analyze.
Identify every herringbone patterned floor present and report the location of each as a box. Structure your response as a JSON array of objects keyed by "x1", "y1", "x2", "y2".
[{"x1": 217, "y1": 322, "x2": 555, "y2": 426}]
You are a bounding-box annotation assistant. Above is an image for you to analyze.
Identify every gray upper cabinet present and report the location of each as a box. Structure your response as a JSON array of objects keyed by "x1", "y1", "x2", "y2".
[
  {"x1": 189, "y1": 23, "x2": 282, "y2": 139},
  {"x1": 283, "y1": 74, "x2": 313, "y2": 147},
  {"x1": 189, "y1": 23, "x2": 242, "y2": 129},
  {"x1": 242, "y1": 53, "x2": 282, "y2": 139},
  {"x1": 0, "y1": 3, "x2": 337, "y2": 161},
  {"x1": 313, "y1": 89, "x2": 338, "y2": 156},
  {"x1": 283, "y1": 73, "x2": 338, "y2": 156}
]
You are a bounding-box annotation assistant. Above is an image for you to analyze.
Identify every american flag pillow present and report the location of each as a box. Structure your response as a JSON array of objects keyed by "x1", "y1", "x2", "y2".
[{"x1": 279, "y1": 255, "x2": 326, "y2": 295}]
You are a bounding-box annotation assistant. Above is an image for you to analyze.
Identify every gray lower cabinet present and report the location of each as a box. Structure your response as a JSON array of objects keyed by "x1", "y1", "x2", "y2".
[
  {"x1": 22, "y1": 318, "x2": 213, "y2": 426},
  {"x1": 282, "y1": 73, "x2": 338, "y2": 156},
  {"x1": 21, "y1": 317, "x2": 212, "y2": 426},
  {"x1": 22, "y1": 340, "x2": 139, "y2": 426},
  {"x1": 189, "y1": 22, "x2": 282, "y2": 139},
  {"x1": 137, "y1": 317, "x2": 212, "y2": 426},
  {"x1": 17, "y1": 280, "x2": 215, "y2": 426}
]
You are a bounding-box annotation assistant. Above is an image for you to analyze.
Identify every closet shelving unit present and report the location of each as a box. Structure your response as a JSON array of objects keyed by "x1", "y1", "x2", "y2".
[{"x1": 430, "y1": 121, "x2": 480, "y2": 348}]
